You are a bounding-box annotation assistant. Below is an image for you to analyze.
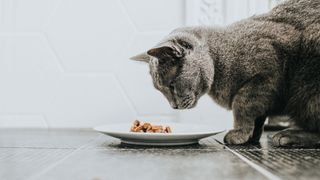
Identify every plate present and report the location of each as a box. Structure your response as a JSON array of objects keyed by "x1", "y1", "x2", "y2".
[{"x1": 93, "y1": 123, "x2": 225, "y2": 146}]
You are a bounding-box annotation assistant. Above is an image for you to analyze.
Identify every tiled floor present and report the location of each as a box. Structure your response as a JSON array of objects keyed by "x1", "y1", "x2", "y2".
[{"x1": 0, "y1": 129, "x2": 319, "y2": 180}]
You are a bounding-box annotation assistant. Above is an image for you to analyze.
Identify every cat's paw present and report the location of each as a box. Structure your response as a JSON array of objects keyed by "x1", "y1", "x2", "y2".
[
  {"x1": 224, "y1": 129, "x2": 252, "y2": 145},
  {"x1": 271, "y1": 129, "x2": 320, "y2": 147},
  {"x1": 272, "y1": 130, "x2": 303, "y2": 147}
]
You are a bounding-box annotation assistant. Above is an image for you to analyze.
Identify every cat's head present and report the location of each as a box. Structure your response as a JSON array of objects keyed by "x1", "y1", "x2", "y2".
[{"x1": 130, "y1": 29, "x2": 214, "y2": 109}]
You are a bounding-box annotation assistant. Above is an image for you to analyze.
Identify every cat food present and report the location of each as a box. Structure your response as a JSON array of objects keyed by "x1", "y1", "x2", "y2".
[{"x1": 130, "y1": 120, "x2": 172, "y2": 133}]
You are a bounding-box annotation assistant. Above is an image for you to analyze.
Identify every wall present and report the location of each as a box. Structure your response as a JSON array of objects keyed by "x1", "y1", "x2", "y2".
[
  {"x1": 0, "y1": 0, "x2": 185, "y2": 128},
  {"x1": 0, "y1": 0, "x2": 283, "y2": 128}
]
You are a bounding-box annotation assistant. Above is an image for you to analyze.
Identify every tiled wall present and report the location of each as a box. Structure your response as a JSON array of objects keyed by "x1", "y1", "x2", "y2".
[
  {"x1": 0, "y1": 0, "x2": 281, "y2": 128},
  {"x1": 0, "y1": 0, "x2": 185, "y2": 128}
]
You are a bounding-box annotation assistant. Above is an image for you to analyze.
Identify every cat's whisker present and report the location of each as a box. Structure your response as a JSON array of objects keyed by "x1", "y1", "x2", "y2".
[
  {"x1": 185, "y1": 99, "x2": 195, "y2": 109},
  {"x1": 179, "y1": 97, "x2": 194, "y2": 109}
]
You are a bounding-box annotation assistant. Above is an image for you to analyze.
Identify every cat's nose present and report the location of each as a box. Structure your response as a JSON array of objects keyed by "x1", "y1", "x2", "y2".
[{"x1": 169, "y1": 101, "x2": 178, "y2": 109}]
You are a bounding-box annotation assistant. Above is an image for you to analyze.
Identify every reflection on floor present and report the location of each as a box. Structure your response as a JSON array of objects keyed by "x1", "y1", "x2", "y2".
[{"x1": 214, "y1": 132, "x2": 320, "y2": 180}]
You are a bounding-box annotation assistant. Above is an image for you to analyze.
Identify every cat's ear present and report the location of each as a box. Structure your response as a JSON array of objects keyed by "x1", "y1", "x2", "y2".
[
  {"x1": 147, "y1": 46, "x2": 183, "y2": 59},
  {"x1": 130, "y1": 52, "x2": 150, "y2": 63}
]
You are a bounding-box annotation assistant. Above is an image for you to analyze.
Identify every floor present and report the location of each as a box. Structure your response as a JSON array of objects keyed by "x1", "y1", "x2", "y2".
[{"x1": 0, "y1": 129, "x2": 319, "y2": 180}]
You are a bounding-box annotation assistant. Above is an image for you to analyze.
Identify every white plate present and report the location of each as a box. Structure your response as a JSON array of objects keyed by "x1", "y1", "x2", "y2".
[{"x1": 93, "y1": 123, "x2": 225, "y2": 146}]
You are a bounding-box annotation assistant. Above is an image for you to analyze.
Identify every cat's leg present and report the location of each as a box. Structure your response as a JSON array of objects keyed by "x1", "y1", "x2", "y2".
[
  {"x1": 224, "y1": 108, "x2": 268, "y2": 145},
  {"x1": 250, "y1": 116, "x2": 267, "y2": 143},
  {"x1": 224, "y1": 75, "x2": 276, "y2": 145},
  {"x1": 273, "y1": 58, "x2": 320, "y2": 147},
  {"x1": 272, "y1": 128, "x2": 320, "y2": 147}
]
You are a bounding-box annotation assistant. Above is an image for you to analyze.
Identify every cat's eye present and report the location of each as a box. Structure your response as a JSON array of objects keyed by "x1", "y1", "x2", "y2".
[
  {"x1": 178, "y1": 40, "x2": 193, "y2": 50},
  {"x1": 158, "y1": 58, "x2": 166, "y2": 64}
]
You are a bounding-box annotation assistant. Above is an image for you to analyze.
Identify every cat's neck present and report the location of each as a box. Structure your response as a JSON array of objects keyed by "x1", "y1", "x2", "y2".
[
  {"x1": 203, "y1": 28, "x2": 232, "y2": 109},
  {"x1": 204, "y1": 28, "x2": 226, "y2": 80}
]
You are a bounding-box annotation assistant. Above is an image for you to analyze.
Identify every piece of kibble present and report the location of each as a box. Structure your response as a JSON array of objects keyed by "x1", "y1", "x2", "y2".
[
  {"x1": 143, "y1": 123, "x2": 151, "y2": 129},
  {"x1": 133, "y1": 125, "x2": 143, "y2": 132},
  {"x1": 146, "y1": 125, "x2": 152, "y2": 132},
  {"x1": 153, "y1": 129, "x2": 162, "y2": 133},
  {"x1": 164, "y1": 126, "x2": 172, "y2": 133},
  {"x1": 133, "y1": 120, "x2": 140, "y2": 127},
  {"x1": 152, "y1": 125, "x2": 163, "y2": 130}
]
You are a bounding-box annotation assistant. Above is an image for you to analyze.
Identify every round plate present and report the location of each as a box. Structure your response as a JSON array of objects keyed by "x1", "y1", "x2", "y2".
[{"x1": 93, "y1": 123, "x2": 225, "y2": 146}]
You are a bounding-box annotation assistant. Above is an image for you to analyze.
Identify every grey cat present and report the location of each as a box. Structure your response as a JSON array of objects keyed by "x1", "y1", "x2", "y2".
[{"x1": 130, "y1": 0, "x2": 320, "y2": 147}]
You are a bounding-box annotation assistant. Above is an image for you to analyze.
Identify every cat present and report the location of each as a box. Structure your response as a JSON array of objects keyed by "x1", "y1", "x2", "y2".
[{"x1": 130, "y1": 0, "x2": 320, "y2": 147}]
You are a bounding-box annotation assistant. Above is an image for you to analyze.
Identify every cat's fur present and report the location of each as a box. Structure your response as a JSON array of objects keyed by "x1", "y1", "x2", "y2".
[{"x1": 131, "y1": 0, "x2": 320, "y2": 147}]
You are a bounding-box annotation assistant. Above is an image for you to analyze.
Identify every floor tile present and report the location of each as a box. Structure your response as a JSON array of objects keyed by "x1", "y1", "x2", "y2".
[
  {"x1": 0, "y1": 129, "x2": 98, "y2": 149},
  {"x1": 35, "y1": 148, "x2": 267, "y2": 180},
  {"x1": 0, "y1": 148, "x2": 73, "y2": 180}
]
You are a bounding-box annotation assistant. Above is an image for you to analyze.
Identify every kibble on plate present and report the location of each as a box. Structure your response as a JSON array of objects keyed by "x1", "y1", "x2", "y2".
[{"x1": 130, "y1": 120, "x2": 172, "y2": 133}]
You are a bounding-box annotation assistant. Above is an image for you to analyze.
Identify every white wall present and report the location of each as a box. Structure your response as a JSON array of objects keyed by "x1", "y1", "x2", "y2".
[
  {"x1": 0, "y1": 0, "x2": 282, "y2": 128},
  {"x1": 0, "y1": 0, "x2": 185, "y2": 128}
]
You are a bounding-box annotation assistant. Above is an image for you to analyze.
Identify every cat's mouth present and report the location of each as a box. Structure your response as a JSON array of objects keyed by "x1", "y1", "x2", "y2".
[{"x1": 170, "y1": 95, "x2": 197, "y2": 109}]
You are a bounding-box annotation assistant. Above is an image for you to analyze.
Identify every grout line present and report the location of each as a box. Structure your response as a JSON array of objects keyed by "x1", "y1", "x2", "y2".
[
  {"x1": 41, "y1": 0, "x2": 62, "y2": 31},
  {"x1": 42, "y1": 32, "x2": 65, "y2": 73},
  {"x1": 247, "y1": 0, "x2": 251, "y2": 17},
  {"x1": 12, "y1": 0, "x2": 16, "y2": 32},
  {"x1": 0, "y1": 0, "x2": 3, "y2": 29},
  {"x1": 40, "y1": 113, "x2": 49, "y2": 129},
  {"x1": 27, "y1": 138, "x2": 97, "y2": 180},
  {"x1": 225, "y1": 146, "x2": 282, "y2": 180},
  {"x1": 111, "y1": 73, "x2": 139, "y2": 117},
  {"x1": 118, "y1": 0, "x2": 138, "y2": 33}
]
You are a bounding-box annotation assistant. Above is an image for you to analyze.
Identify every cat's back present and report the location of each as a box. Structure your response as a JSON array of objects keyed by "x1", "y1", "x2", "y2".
[
  {"x1": 265, "y1": 0, "x2": 320, "y2": 57},
  {"x1": 257, "y1": 0, "x2": 320, "y2": 29},
  {"x1": 224, "y1": 0, "x2": 320, "y2": 63}
]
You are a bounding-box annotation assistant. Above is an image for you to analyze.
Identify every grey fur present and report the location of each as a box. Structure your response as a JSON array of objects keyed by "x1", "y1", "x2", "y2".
[{"x1": 131, "y1": 0, "x2": 320, "y2": 147}]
